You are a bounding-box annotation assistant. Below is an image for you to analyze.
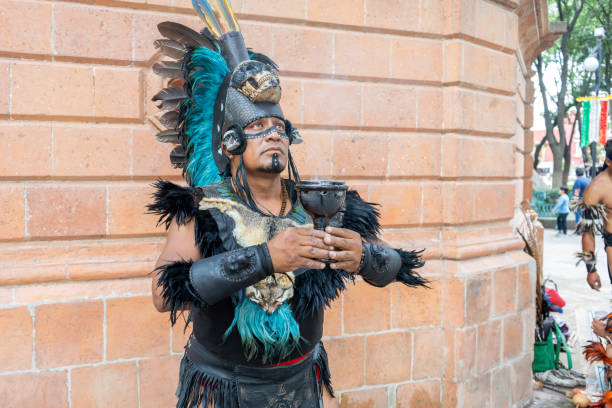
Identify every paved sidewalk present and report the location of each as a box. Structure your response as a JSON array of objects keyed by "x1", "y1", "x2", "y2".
[{"x1": 528, "y1": 228, "x2": 611, "y2": 407}]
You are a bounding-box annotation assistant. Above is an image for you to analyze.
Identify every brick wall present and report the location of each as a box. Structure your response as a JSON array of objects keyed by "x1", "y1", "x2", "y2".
[{"x1": 0, "y1": 0, "x2": 544, "y2": 406}]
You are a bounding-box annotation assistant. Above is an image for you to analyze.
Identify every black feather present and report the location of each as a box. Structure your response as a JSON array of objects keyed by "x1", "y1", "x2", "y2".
[
  {"x1": 159, "y1": 110, "x2": 180, "y2": 128},
  {"x1": 153, "y1": 39, "x2": 188, "y2": 60},
  {"x1": 152, "y1": 86, "x2": 188, "y2": 111},
  {"x1": 153, "y1": 60, "x2": 184, "y2": 78},
  {"x1": 154, "y1": 260, "x2": 207, "y2": 325},
  {"x1": 170, "y1": 145, "x2": 186, "y2": 168},
  {"x1": 156, "y1": 129, "x2": 181, "y2": 144},
  {"x1": 146, "y1": 179, "x2": 198, "y2": 228},
  {"x1": 291, "y1": 266, "x2": 354, "y2": 321},
  {"x1": 247, "y1": 49, "x2": 279, "y2": 71},
  {"x1": 157, "y1": 22, "x2": 215, "y2": 50},
  {"x1": 315, "y1": 344, "x2": 334, "y2": 398},
  {"x1": 395, "y1": 249, "x2": 428, "y2": 288},
  {"x1": 342, "y1": 190, "x2": 381, "y2": 241}
]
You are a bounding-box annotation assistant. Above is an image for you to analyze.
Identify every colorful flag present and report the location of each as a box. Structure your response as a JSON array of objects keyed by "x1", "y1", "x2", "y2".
[
  {"x1": 581, "y1": 100, "x2": 591, "y2": 148},
  {"x1": 599, "y1": 100, "x2": 608, "y2": 145},
  {"x1": 589, "y1": 99, "x2": 600, "y2": 145}
]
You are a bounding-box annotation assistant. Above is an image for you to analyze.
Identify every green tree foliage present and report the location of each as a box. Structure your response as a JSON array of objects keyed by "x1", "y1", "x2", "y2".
[{"x1": 534, "y1": 0, "x2": 611, "y2": 188}]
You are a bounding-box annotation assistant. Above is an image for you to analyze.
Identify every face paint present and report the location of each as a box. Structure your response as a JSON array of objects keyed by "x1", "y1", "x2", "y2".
[
  {"x1": 271, "y1": 153, "x2": 282, "y2": 173},
  {"x1": 245, "y1": 125, "x2": 288, "y2": 140}
]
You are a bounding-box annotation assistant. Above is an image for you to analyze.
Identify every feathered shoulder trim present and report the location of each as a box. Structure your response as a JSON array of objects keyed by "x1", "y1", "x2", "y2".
[
  {"x1": 571, "y1": 198, "x2": 608, "y2": 233},
  {"x1": 341, "y1": 190, "x2": 381, "y2": 241},
  {"x1": 147, "y1": 179, "x2": 202, "y2": 229}
]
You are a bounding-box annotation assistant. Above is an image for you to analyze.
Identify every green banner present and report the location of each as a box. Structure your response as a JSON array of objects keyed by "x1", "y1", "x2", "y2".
[{"x1": 581, "y1": 100, "x2": 591, "y2": 148}]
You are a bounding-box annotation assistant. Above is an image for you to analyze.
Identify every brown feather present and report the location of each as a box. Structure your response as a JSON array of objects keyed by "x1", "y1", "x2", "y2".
[
  {"x1": 153, "y1": 39, "x2": 188, "y2": 60},
  {"x1": 170, "y1": 145, "x2": 186, "y2": 168},
  {"x1": 584, "y1": 341, "x2": 612, "y2": 365},
  {"x1": 153, "y1": 61, "x2": 183, "y2": 79},
  {"x1": 159, "y1": 111, "x2": 180, "y2": 128},
  {"x1": 157, "y1": 22, "x2": 214, "y2": 50},
  {"x1": 151, "y1": 87, "x2": 187, "y2": 111}
]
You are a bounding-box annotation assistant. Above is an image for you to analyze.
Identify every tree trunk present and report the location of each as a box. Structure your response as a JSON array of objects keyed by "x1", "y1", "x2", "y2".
[
  {"x1": 562, "y1": 146, "x2": 572, "y2": 186},
  {"x1": 552, "y1": 150, "x2": 565, "y2": 188}
]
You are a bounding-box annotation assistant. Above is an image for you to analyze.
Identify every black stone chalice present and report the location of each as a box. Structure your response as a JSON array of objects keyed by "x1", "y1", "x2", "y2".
[{"x1": 296, "y1": 180, "x2": 348, "y2": 263}]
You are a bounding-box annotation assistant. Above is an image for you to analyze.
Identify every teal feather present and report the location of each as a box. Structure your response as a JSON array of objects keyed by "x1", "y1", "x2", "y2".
[
  {"x1": 224, "y1": 297, "x2": 302, "y2": 363},
  {"x1": 183, "y1": 47, "x2": 229, "y2": 186}
]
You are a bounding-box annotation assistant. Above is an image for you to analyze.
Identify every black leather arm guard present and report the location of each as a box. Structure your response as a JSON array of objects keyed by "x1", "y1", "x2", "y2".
[
  {"x1": 576, "y1": 251, "x2": 597, "y2": 274},
  {"x1": 358, "y1": 243, "x2": 402, "y2": 287},
  {"x1": 189, "y1": 243, "x2": 274, "y2": 305}
]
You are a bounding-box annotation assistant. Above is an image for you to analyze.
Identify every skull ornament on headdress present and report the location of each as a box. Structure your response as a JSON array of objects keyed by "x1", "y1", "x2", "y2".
[{"x1": 151, "y1": 0, "x2": 302, "y2": 190}]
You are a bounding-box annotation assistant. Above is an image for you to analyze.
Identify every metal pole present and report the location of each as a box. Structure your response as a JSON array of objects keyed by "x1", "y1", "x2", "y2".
[{"x1": 590, "y1": 38, "x2": 603, "y2": 178}]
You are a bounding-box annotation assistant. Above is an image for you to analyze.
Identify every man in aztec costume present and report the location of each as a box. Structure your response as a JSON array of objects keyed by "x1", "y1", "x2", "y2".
[
  {"x1": 147, "y1": 1, "x2": 428, "y2": 407},
  {"x1": 575, "y1": 140, "x2": 612, "y2": 406}
]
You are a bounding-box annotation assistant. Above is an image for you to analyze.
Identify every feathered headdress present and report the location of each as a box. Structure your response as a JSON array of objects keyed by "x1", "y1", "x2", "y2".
[{"x1": 151, "y1": 0, "x2": 301, "y2": 187}]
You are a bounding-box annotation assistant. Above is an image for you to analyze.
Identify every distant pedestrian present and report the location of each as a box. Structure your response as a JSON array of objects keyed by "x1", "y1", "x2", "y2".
[
  {"x1": 554, "y1": 186, "x2": 570, "y2": 235},
  {"x1": 572, "y1": 168, "x2": 591, "y2": 232}
]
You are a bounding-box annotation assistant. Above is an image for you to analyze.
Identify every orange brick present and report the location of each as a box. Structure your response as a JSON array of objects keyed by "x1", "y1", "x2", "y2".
[
  {"x1": 278, "y1": 76, "x2": 302, "y2": 124},
  {"x1": 0, "y1": 245, "x2": 67, "y2": 285},
  {"x1": 340, "y1": 387, "x2": 387, "y2": 408},
  {"x1": 366, "y1": 331, "x2": 411, "y2": 385},
  {"x1": 365, "y1": 0, "x2": 419, "y2": 31},
  {"x1": 413, "y1": 329, "x2": 444, "y2": 379},
  {"x1": 456, "y1": 327, "x2": 476, "y2": 381},
  {"x1": 397, "y1": 380, "x2": 441, "y2": 408},
  {"x1": 0, "y1": 0, "x2": 51, "y2": 56},
  {"x1": 132, "y1": 14, "x2": 199, "y2": 63},
  {"x1": 363, "y1": 84, "x2": 416, "y2": 129},
  {"x1": 240, "y1": 22, "x2": 274, "y2": 57},
  {"x1": 491, "y1": 365, "x2": 512, "y2": 408},
  {"x1": 322, "y1": 297, "x2": 342, "y2": 337},
  {"x1": 0, "y1": 307, "x2": 32, "y2": 371},
  {"x1": 493, "y1": 267, "x2": 517, "y2": 316},
  {"x1": 503, "y1": 314, "x2": 523, "y2": 361},
  {"x1": 307, "y1": 0, "x2": 365, "y2": 25},
  {"x1": 394, "y1": 279, "x2": 441, "y2": 328},
  {"x1": 172, "y1": 317, "x2": 192, "y2": 353},
  {"x1": 442, "y1": 380, "x2": 458, "y2": 408},
  {"x1": 442, "y1": 276, "x2": 464, "y2": 327},
  {"x1": 36, "y1": 301, "x2": 103, "y2": 368},
  {"x1": 303, "y1": 80, "x2": 361, "y2": 127},
  {"x1": 290, "y1": 129, "x2": 333, "y2": 180},
  {"x1": 334, "y1": 32, "x2": 389, "y2": 78},
  {"x1": 462, "y1": 372, "x2": 491, "y2": 408},
  {"x1": 442, "y1": 41, "x2": 462, "y2": 83},
  {"x1": 332, "y1": 132, "x2": 387, "y2": 178},
  {"x1": 26, "y1": 184, "x2": 106, "y2": 238},
  {"x1": 0, "y1": 371, "x2": 67, "y2": 408},
  {"x1": 53, "y1": 125, "x2": 130, "y2": 177},
  {"x1": 324, "y1": 336, "x2": 364, "y2": 390},
  {"x1": 0, "y1": 123, "x2": 51, "y2": 177},
  {"x1": 517, "y1": 264, "x2": 534, "y2": 311},
  {"x1": 107, "y1": 182, "x2": 165, "y2": 236},
  {"x1": 242, "y1": 0, "x2": 306, "y2": 19},
  {"x1": 94, "y1": 68, "x2": 141, "y2": 119},
  {"x1": 16, "y1": 278, "x2": 150, "y2": 304},
  {"x1": 444, "y1": 328, "x2": 455, "y2": 379},
  {"x1": 388, "y1": 133, "x2": 441, "y2": 178},
  {"x1": 510, "y1": 355, "x2": 532, "y2": 402},
  {"x1": 443, "y1": 87, "x2": 475, "y2": 132},
  {"x1": 139, "y1": 355, "x2": 181, "y2": 408},
  {"x1": 368, "y1": 182, "x2": 421, "y2": 227},
  {"x1": 476, "y1": 320, "x2": 501, "y2": 373},
  {"x1": 442, "y1": 135, "x2": 515, "y2": 179},
  {"x1": 0, "y1": 183, "x2": 24, "y2": 240},
  {"x1": 71, "y1": 362, "x2": 138, "y2": 408},
  {"x1": 416, "y1": 87, "x2": 443, "y2": 130},
  {"x1": 132, "y1": 126, "x2": 181, "y2": 178},
  {"x1": 343, "y1": 280, "x2": 391, "y2": 334},
  {"x1": 392, "y1": 38, "x2": 442, "y2": 82},
  {"x1": 53, "y1": 4, "x2": 132, "y2": 61},
  {"x1": 106, "y1": 296, "x2": 170, "y2": 359},
  {"x1": 476, "y1": 93, "x2": 516, "y2": 135},
  {"x1": 0, "y1": 287, "x2": 13, "y2": 305},
  {"x1": 323, "y1": 388, "x2": 339, "y2": 408},
  {"x1": 420, "y1": 0, "x2": 445, "y2": 34},
  {"x1": 12, "y1": 63, "x2": 94, "y2": 118},
  {"x1": 465, "y1": 273, "x2": 491, "y2": 325},
  {"x1": 422, "y1": 182, "x2": 443, "y2": 224},
  {"x1": 0, "y1": 63, "x2": 9, "y2": 114},
  {"x1": 272, "y1": 26, "x2": 333, "y2": 74}
]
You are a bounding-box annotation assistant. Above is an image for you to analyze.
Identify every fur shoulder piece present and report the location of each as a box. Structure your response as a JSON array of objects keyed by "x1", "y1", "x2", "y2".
[
  {"x1": 147, "y1": 179, "x2": 203, "y2": 229},
  {"x1": 342, "y1": 190, "x2": 381, "y2": 241},
  {"x1": 571, "y1": 198, "x2": 608, "y2": 233}
]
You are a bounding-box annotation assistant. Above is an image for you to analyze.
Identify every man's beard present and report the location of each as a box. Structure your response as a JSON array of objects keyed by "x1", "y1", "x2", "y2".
[{"x1": 260, "y1": 153, "x2": 285, "y2": 173}]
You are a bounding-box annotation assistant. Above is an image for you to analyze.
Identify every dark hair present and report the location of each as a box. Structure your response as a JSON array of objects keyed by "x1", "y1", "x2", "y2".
[
  {"x1": 560, "y1": 186, "x2": 569, "y2": 193},
  {"x1": 575, "y1": 167, "x2": 585, "y2": 176},
  {"x1": 606, "y1": 140, "x2": 612, "y2": 160}
]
